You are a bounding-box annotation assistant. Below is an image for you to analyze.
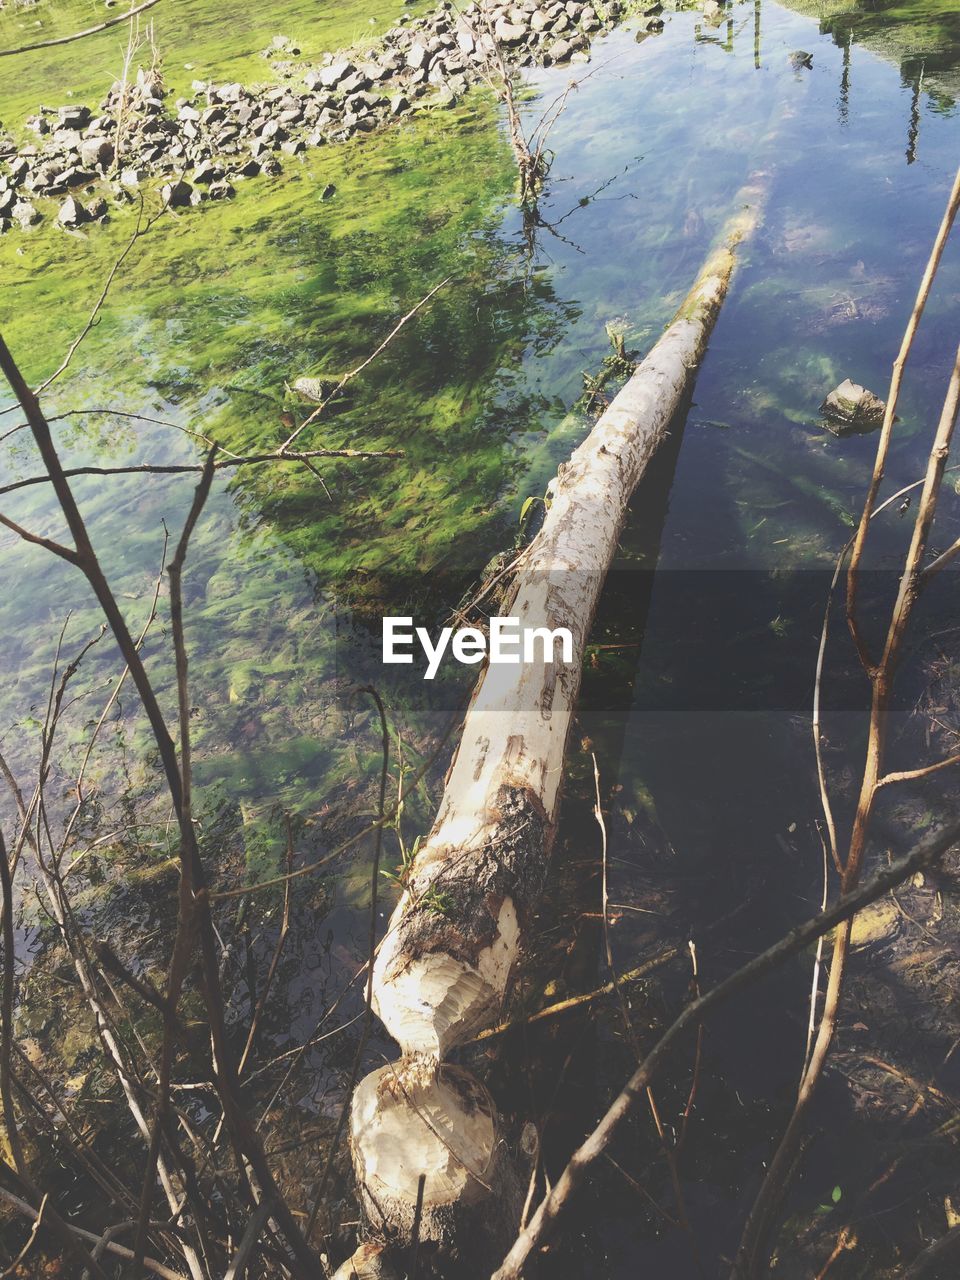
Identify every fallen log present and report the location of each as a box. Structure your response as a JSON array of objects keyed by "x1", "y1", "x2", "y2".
[{"x1": 343, "y1": 170, "x2": 769, "y2": 1276}]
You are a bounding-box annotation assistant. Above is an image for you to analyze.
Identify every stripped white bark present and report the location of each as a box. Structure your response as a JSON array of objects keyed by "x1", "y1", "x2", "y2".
[
  {"x1": 344, "y1": 172, "x2": 769, "y2": 1276},
  {"x1": 372, "y1": 173, "x2": 768, "y2": 1060}
]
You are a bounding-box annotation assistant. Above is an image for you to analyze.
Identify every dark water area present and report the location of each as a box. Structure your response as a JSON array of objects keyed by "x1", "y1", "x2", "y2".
[{"x1": 2, "y1": 0, "x2": 960, "y2": 1275}]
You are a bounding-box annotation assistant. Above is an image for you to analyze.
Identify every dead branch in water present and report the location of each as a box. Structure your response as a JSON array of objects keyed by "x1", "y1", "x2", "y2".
[
  {"x1": 0, "y1": 332, "x2": 323, "y2": 1276},
  {"x1": 0, "y1": 0, "x2": 164, "y2": 59},
  {"x1": 733, "y1": 169, "x2": 960, "y2": 1277},
  {"x1": 0, "y1": 445, "x2": 404, "y2": 496},
  {"x1": 491, "y1": 819, "x2": 960, "y2": 1278}
]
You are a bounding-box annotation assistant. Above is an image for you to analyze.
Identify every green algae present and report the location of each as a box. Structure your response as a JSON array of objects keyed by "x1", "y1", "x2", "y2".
[
  {"x1": 0, "y1": 0, "x2": 432, "y2": 132},
  {"x1": 0, "y1": 87, "x2": 576, "y2": 875}
]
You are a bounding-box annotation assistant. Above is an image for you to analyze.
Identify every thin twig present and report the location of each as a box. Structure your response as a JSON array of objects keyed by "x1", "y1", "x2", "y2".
[
  {"x1": 0, "y1": 0, "x2": 163, "y2": 57},
  {"x1": 846, "y1": 162, "x2": 960, "y2": 671},
  {"x1": 280, "y1": 281, "x2": 450, "y2": 453},
  {"x1": 491, "y1": 819, "x2": 960, "y2": 1279},
  {"x1": 0, "y1": 1192, "x2": 47, "y2": 1278},
  {"x1": 0, "y1": 447, "x2": 402, "y2": 496}
]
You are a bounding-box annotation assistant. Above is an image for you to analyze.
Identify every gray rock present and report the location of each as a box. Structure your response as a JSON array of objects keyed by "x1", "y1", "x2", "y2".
[
  {"x1": 136, "y1": 69, "x2": 165, "y2": 98},
  {"x1": 319, "y1": 61, "x2": 354, "y2": 88},
  {"x1": 548, "y1": 37, "x2": 573, "y2": 60},
  {"x1": 120, "y1": 166, "x2": 148, "y2": 187},
  {"x1": 292, "y1": 375, "x2": 335, "y2": 401},
  {"x1": 79, "y1": 136, "x2": 114, "y2": 170},
  {"x1": 57, "y1": 104, "x2": 91, "y2": 130},
  {"x1": 820, "y1": 379, "x2": 886, "y2": 434},
  {"x1": 0, "y1": 188, "x2": 13, "y2": 214},
  {"x1": 495, "y1": 20, "x2": 528, "y2": 44},
  {"x1": 280, "y1": 138, "x2": 304, "y2": 154},
  {"x1": 11, "y1": 200, "x2": 40, "y2": 227},
  {"x1": 87, "y1": 196, "x2": 109, "y2": 222},
  {"x1": 407, "y1": 43, "x2": 430, "y2": 70},
  {"x1": 340, "y1": 70, "x2": 371, "y2": 94},
  {"x1": 161, "y1": 178, "x2": 194, "y2": 208},
  {"x1": 56, "y1": 195, "x2": 88, "y2": 228},
  {"x1": 789, "y1": 49, "x2": 813, "y2": 70},
  {"x1": 7, "y1": 157, "x2": 29, "y2": 186},
  {"x1": 192, "y1": 160, "x2": 223, "y2": 183},
  {"x1": 208, "y1": 179, "x2": 235, "y2": 199},
  {"x1": 390, "y1": 93, "x2": 411, "y2": 115}
]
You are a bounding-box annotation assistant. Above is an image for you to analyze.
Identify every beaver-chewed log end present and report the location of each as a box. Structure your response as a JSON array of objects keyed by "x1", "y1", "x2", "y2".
[
  {"x1": 350, "y1": 1060, "x2": 521, "y2": 1274},
  {"x1": 373, "y1": 896, "x2": 520, "y2": 1057},
  {"x1": 331, "y1": 1242, "x2": 399, "y2": 1280}
]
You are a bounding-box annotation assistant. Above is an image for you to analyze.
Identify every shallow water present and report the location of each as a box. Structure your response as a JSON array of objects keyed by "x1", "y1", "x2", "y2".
[{"x1": 2, "y1": 0, "x2": 960, "y2": 1273}]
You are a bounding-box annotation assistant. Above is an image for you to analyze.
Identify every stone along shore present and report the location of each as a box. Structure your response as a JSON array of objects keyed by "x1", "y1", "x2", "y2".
[{"x1": 0, "y1": 0, "x2": 663, "y2": 233}]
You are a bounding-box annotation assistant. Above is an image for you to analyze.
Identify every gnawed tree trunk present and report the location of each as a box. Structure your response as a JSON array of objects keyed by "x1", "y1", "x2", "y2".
[{"x1": 343, "y1": 171, "x2": 769, "y2": 1277}]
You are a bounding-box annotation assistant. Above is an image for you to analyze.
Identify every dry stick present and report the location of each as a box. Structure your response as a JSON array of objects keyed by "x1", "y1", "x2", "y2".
[
  {"x1": 734, "y1": 343, "x2": 960, "y2": 1279},
  {"x1": 0, "y1": 1192, "x2": 46, "y2": 1278},
  {"x1": 0, "y1": 833, "x2": 25, "y2": 1179},
  {"x1": 801, "y1": 825, "x2": 830, "y2": 1079},
  {"x1": 1, "y1": 408, "x2": 231, "y2": 453},
  {"x1": 876, "y1": 751, "x2": 960, "y2": 788},
  {"x1": 846, "y1": 161, "x2": 960, "y2": 672},
  {"x1": 0, "y1": 1160, "x2": 111, "y2": 1280},
  {"x1": 33, "y1": 195, "x2": 167, "y2": 401},
  {"x1": 0, "y1": 448, "x2": 403, "y2": 496},
  {"x1": 0, "y1": 338, "x2": 319, "y2": 1276},
  {"x1": 490, "y1": 819, "x2": 960, "y2": 1280},
  {"x1": 0, "y1": 0, "x2": 163, "y2": 57},
  {"x1": 61, "y1": 529, "x2": 170, "y2": 863},
  {"x1": 0, "y1": 1188, "x2": 182, "y2": 1280},
  {"x1": 0, "y1": 769, "x2": 188, "y2": 1266},
  {"x1": 11, "y1": 634, "x2": 205, "y2": 1276},
  {"x1": 212, "y1": 687, "x2": 466, "y2": 903},
  {"x1": 304, "y1": 686, "x2": 390, "y2": 1246},
  {"x1": 132, "y1": 449, "x2": 217, "y2": 1275},
  {"x1": 279, "y1": 279, "x2": 450, "y2": 453},
  {"x1": 223, "y1": 1203, "x2": 272, "y2": 1280},
  {"x1": 808, "y1": 454, "x2": 960, "y2": 1012},
  {"x1": 922, "y1": 532, "x2": 960, "y2": 577},
  {"x1": 236, "y1": 816, "x2": 295, "y2": 1078}
]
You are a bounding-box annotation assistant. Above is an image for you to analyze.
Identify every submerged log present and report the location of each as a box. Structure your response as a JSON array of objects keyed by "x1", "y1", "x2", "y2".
[{"x1": 343, "y1": 171, "x2": 770, "y2": 1276}]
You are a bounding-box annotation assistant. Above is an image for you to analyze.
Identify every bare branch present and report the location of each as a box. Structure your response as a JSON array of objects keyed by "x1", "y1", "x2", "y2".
[
  {"x1": 0, "y1": 0, "x2": 164, "y2": 58},
  {"x1": 876, "y1": 752, "x2": 960, "y2": 789},
  {"x1": 0, "y1": 445, "x2": 403, "y2": 497},
  {"x1": 279, "y1": 279, "x2": 451, "y2": 452},
  {"x1": 846, "y1": 162, "x2": 960, "y2": 672},
  {"x1": 491, "y1": 819, "x2": 960, "y2": 1279}
]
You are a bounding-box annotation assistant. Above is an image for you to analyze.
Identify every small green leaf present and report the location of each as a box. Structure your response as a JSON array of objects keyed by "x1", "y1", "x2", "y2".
[
  {"x1": 519, "y1": 496, "x2": 537, "y2": 525},
  {"x1": 831, "y1": 1186, "x2": 842, "y2": 1204}
]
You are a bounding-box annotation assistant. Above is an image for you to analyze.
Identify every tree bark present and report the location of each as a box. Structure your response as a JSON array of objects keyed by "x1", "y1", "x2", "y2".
[{"x1": 344, "y1": 170, "x2": 770, "y2": 1277}]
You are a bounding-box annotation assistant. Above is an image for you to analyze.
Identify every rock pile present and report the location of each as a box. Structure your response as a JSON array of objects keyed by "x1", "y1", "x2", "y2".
[{"x1": 0, "y1": 0, "x2": 655, "y2": 236}]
